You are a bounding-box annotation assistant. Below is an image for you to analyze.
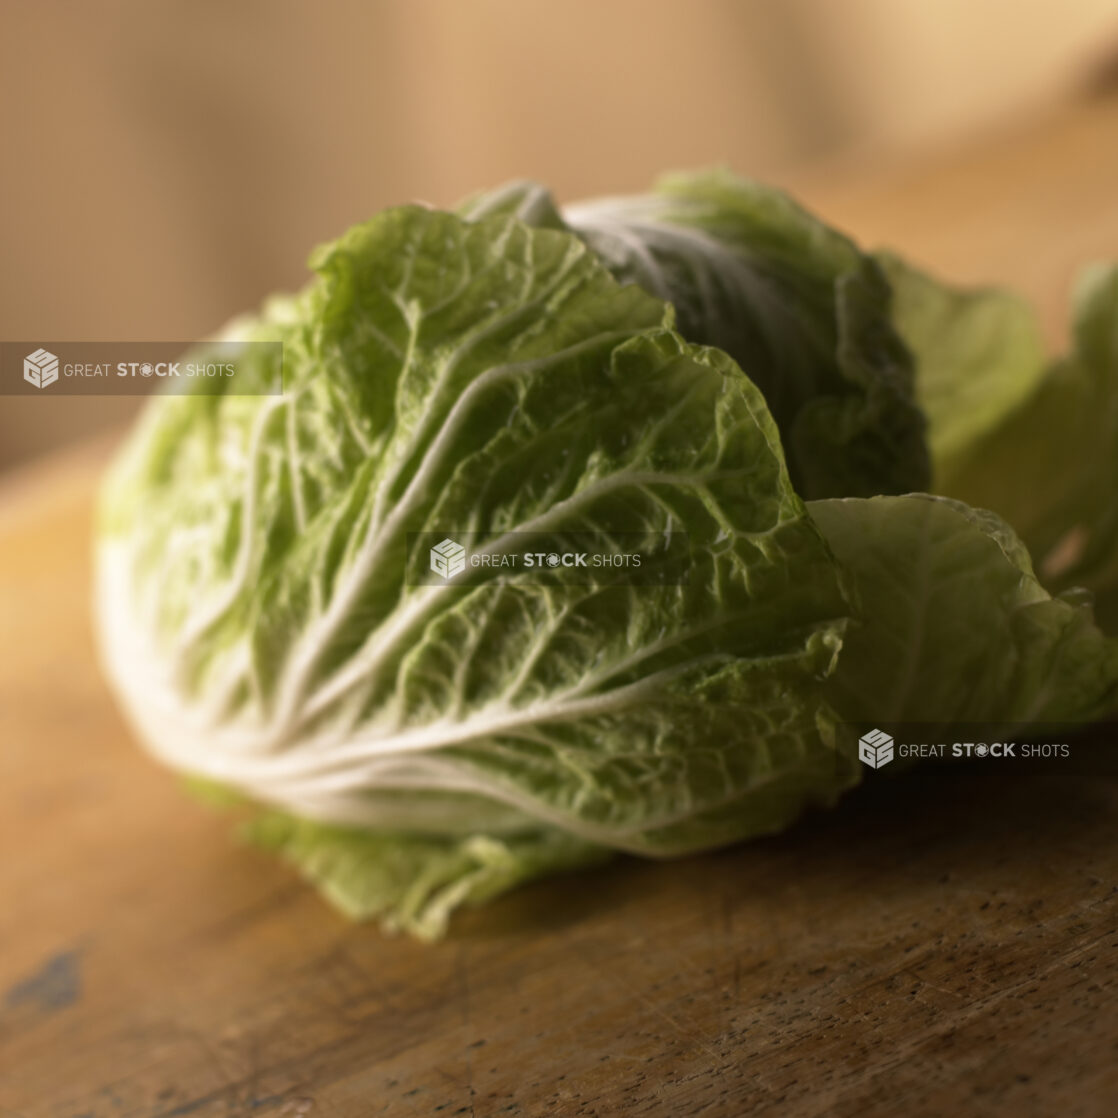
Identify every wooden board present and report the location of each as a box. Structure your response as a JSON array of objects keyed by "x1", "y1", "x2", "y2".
[{"x1": 3, "y1": 95, "x2": 1118, "y2": 1118}]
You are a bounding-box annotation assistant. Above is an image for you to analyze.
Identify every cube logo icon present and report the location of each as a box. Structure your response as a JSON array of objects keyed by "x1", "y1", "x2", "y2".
[
  {"x1": 859, "y1": 728, "x2": 894, "y2": 769},
  {"x1": 430, "y1": 537, "x2": 466, "y2": 580},
  {"x1": 24, "y1": 348, "x2": 59, "y2": 389}
]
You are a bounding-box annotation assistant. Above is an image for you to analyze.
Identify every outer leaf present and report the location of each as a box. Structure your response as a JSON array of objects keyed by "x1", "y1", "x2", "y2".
[
  {"x1": 928, "y1": 265, "x2": 1118, "y2": 630},
  {"x1": 878, "y1": 252, "x2": 1048, "y2": 485},
  {"x1": 244, "y1": 816, "x2": 609, "y2": 941},
  {"x1": 810, "y1": 494, "x2": 1118, "y2": 728},
  {"x1": 561, "y1": 170, "x2": 930, "y2": 499}
]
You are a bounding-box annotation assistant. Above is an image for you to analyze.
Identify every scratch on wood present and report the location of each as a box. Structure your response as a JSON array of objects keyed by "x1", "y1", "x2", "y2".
[
  {"x1": 3, "y1": 948, "x2": 82, "y2": 1013},
  {"x1": 456, "y1": 945, "x2": 478, "y2": 1118}
]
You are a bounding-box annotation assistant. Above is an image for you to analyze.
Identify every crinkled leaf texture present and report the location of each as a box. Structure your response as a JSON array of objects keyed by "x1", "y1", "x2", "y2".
[
  {"x1": 811, "y1": 495, "x2": 1118, "y2": 729},
  {"x1": 469, "y1": 171, "x2": 931, "y2": 500},
  {"x1": 96, "y1": 205, "x2": 859, "y2": 935},
  {"x1": 229, "y1": 492, "x2": 1118, "y2": 934}
]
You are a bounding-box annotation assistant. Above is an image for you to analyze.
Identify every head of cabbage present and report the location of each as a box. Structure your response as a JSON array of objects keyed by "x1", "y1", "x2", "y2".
[{"x1": 95, "y1": 173, "x2": 1118, "y2": 938}]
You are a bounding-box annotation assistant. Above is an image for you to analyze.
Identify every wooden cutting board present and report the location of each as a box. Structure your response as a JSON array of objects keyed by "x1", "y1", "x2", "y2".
[{"x1": 3, "y1": 94, "x2": 1118, "y2": 1118}]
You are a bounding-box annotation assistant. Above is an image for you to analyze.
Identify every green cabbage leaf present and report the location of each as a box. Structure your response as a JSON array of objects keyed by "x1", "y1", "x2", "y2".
[
  {"x1": 887, "y1": 258, "x2": 1118, "y2": 632},
  {"x1": 811, "y1": 495, "x2": 1118, "y2": 729}
]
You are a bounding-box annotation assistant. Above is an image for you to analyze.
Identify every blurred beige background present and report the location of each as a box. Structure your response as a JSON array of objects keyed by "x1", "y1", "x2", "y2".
[{"x1": 3, "y1": 0, "x2": 1118, "y2": 471}]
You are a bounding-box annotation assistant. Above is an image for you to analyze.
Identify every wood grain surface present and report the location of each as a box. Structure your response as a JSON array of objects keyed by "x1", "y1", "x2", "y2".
[{"x1": 3, "y1": 95, "x2": 1118, "y2": 1118}]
